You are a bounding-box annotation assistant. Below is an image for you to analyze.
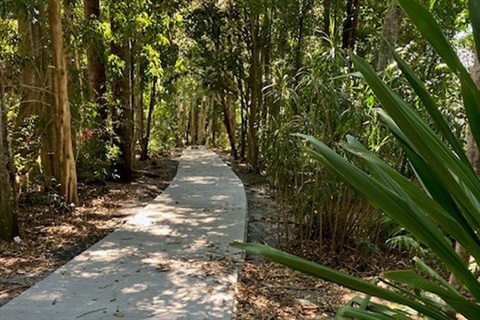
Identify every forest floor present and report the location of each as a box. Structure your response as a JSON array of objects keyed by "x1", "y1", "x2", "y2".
[
  {"x1": 225, "y1": 156, "x2": 350, "y2": 320},
  {"x1": 0, "y1": 151, "x2": 181, "y2": 308},
  {"x1": 0, "y1": 149, "x2": 410, "y2": 319},
  {"x1": 222, "y1": 153, "x2": 413, "y2": 320}
]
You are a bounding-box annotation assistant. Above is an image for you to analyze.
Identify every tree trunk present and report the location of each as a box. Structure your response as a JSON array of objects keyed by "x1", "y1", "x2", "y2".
[
  {"x1": 133, "y1": 59, "x2": 144, "y2": 148},
  {"x1": 17, "y1": 13, "x2": 44, "y2": 121},
  {"x1": 140, "y1": 77, "x2": 157, "y2": 161},
  {"x1": 342, "y1": 0, "x2": 361, "y2": 49},
  {"x1": 323, "y1": 0, "x2": 332, "y2": 43},
  {"x1": 221, "y1": 93, "x2": 238, "y2": 159},
  {"x1": 247, "y1": 10, "x2": 261, "y2": 170},
  {"x1": 262, "y1": 8, "x2": 272, "y2": 129},
  {"x1": 376, "y1": 0, "x2": 403, "y2": 71},
  {"x1": 110, "y1": 21, "x2": 133, "y2": 180},
  {"x1": 84, "y1": 0, "x2": 108, "y2": 129},
  {"x1": 48, "y1": 0, "x2": 78, "y2": 205},
  {"x1": 293, "y1": 0, "x2": 313, "y2": 75},
  {"x1": 0, "y1": 67, "x2": 19, "y2": 240},
  {"x1": 190, "y1": 100, "x2": 198, "y2": 144},
  {"x1": 197, "y1": 98, "x2": 208, "y2": 145},
  {"x1": 236, "y1": 61, "x2": 248, "y2": 160},
  {"x1": 22, "y1": 4, "x2": 59, "y2": 187}
]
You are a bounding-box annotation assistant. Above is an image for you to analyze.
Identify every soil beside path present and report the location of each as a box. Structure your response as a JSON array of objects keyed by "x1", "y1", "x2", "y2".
[
  {"x1": 217, "y1": 153, "x2": 350, "y2": 320},
  {"x1": 0, "y1": 152, "x2": 180, "y2": 308}
]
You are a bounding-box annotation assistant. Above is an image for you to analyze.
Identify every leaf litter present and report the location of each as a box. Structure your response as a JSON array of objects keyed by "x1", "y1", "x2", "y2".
[{"x1": 0, "y1": 152, "x2": 180, "y2": 307}]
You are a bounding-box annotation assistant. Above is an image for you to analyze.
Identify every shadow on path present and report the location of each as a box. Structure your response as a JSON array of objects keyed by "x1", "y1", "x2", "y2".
[{"x1": 0, "y1": 148, "x2": 247, "y2": 320}]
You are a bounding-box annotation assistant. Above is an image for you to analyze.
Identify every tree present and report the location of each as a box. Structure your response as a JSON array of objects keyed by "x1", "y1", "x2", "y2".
[
  {"x1": 246, "y1": 5, "x2": 262, "y2": 170},
  {"x1": 84, "y1": 0, "x2": 108, "y2": 134},
  {"x1": 376, "y1": 0, "x2": 403, "y2": 71},
  {"x1": 48, "y1": 0, "x2": 79, "y2": 205},
  {"x1": 140, "y1": 77, "x2": 157, "y2": 161},
  {"x1": 342, "y1": 0, "x2": 361, "y2": 49},
  {"x1": 0, "y1": 67, "x2": 18, "y2": 240},
  {"x1": 110, "y1": 13, "x2": 133, "y2": 181}
]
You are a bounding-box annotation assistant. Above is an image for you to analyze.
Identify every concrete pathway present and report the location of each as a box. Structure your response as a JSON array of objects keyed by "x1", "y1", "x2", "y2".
[{"x1": 0, "y1": 148, "x2": 247, "y2": 320}]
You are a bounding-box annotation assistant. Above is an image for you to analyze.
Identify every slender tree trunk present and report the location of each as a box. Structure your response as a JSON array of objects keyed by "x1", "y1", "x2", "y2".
[
  {"x1": 261, "y1": 9, "x2": 272, "y2": 128},
  {"x1": 205, "y1": 96, "x2": 216, "y2": 147},
  {"x1": 140, "y1": 77, "x2": 157, "y2": 160},
  {"x1": 0, "y1": 67, "x2": 19, "y2": 240},
  {"x1": 190, "y1": 100, "x2": 198, "y2": 144},
  {"x1": 133, "y1": 59, "x2": 144, "y2": 148},
  {"x1": 197, "y1": 98, "x2": 208, "y2": 145},
  {"x1": 25, "y1": 4, "x2": 58, "y2": 187},
  {"x1": 247, "y1": 10, "x2": 261, "y2": 170},
  {"x1": 129, "y1": 40, "x2": 136, "y2": 155},
  {"x1": 110, "y1": 21, "x2": 133, "y2": 180},
  {"x1": 376, "y1": 0, "x2": 403, "y2": 71},
  {"x1": 323, "y1": 0, "x2": 332, "y2": 43},
  {"x1": 221, "y1": 93, "x2": 238, "y2": 159},
  {"x1": 48, "y1": 0, "x2": 79, "y2": 205},
  {"x1": 342, "y1": 0, "x2": 361, "y2": 49},
  {"x1": 84, "y1": 0, "x2": 108, "y2": 128},
  {"x1": 18, "y1": 14, "x2": 43, "y2": 121},
  {"x1": 293, "y1": 0, "x2": 313, "y2": 75},
  {"x1": 236, "y1": 61, "x2": 248, "y2": 160}
]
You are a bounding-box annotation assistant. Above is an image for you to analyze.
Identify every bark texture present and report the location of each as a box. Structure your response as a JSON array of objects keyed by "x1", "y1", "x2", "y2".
[
  {"x1": 342, "y1": 0, "x2": 361, "y2": 49},
  {"x1": 110, "y1": 19, "x2": 133, "y2": 180},
  {"x1": 0, "y1": 68, "x2": 18, "y2": 240},
  {"x1": 221, "y1": 92, "x2": 238, "y2": 159},
  {"x1": 84, "y1": 0, "x2": 107, "y2": 125},
  {"x1": 48, "y1": 0, "x2": 79, "y2": 205},
  {"x1": 140, "y1": 78, "x2": 157, "y2": 161},
  {"x1": 247, "y1": 10, "x2": 261, "y2": 170},
  {"x1": 376, "y1": 0, "x2": 403, "y2": 71},
  {"x1": 17, "y1": 7, "x2": 57, "y2": 187}
]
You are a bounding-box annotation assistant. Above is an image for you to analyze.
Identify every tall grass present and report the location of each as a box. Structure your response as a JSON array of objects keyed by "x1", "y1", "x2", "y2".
[{"x1": 261, "y1": 49, "x2": 388, "y2": 252}]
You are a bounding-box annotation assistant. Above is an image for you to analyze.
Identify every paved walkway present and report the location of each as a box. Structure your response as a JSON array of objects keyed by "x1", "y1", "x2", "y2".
[{"x1": 0, "y1": 148, "x2": 247, "y2": 320}]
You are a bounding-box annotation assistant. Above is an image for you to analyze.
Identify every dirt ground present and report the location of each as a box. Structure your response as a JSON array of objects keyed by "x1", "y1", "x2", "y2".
[
  {"x1": 0, "y1": 151, "x2": 180, "y2": 307},
  {"x1": 223, "y1": 154, "x2": 415, "y2": 320},
  {"x1": 227, "y1": 159, "x2": 351, "y2": 320}
]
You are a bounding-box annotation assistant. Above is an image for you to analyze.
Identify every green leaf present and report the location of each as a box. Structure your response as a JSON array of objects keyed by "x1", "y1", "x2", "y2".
[
  {"x1": 385, "y1": 271, "x2": 480, "y2": 319},
  {"x1": 297, "y1": 133, "x2": 480, "y2": 301},
  {"x1": 387, "y1": 44, "x2": 469, "y2": 167},
  {"x1": 350, "y1": 53, "x2": 480, "y2": 240},
  {"x1": 398, "y1": 0, "x2": 480, "y2": 154},
  {"x1": 468, "y1": 0, "x2": 480, "y2": 61},
  {"x1": 230, "y1": 242, "x2": 450, "y2": 320},
  {"x1": 412, "y1": 257, "x2": 459, "y2": 294},
  {"x1": 347, "y1": 296, "x2": 412, "y2": 319},
  {"x1": 342, "y1": 135, "x2": 480, "y2": 265}
]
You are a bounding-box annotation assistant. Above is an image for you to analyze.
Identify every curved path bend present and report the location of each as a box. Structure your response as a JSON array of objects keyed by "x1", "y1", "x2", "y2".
[{"x1": 0, "y1": 148, "x2": 247, "y2": 320}]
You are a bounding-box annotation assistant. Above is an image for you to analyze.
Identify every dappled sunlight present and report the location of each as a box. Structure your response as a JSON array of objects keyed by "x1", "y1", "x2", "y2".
[
  {"x1": 121, "y1": 284, "x2": 149, "y2": 294},
  {"x1": 0, "y1": 148, "x2": 247, "y2": 319}
]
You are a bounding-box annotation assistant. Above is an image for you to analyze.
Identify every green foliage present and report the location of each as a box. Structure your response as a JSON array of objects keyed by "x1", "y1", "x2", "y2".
[
  {"x1": 261, "y1": 39, "x2": 392, "y2": 251},
  {"x1": 233, "y1": 0, "x2": 480, "y2": 318},
  {"x1": 149, "y1": 87, "x2": 178, "y2": 154}
]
